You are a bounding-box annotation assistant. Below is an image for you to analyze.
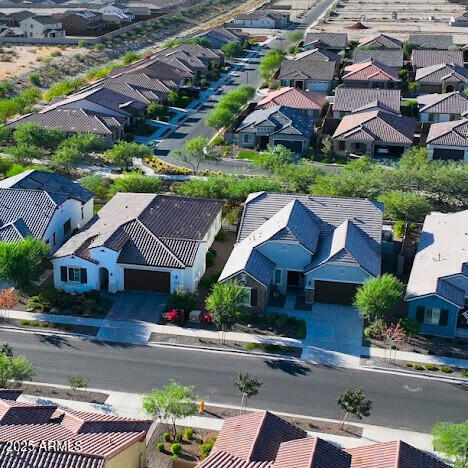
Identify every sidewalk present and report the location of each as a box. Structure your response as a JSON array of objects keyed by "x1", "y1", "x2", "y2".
[{"x1": 17, "y1": 384, "x2": 437, "y2": 454}]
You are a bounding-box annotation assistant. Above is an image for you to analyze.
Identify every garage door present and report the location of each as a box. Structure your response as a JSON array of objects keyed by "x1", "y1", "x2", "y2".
[
  {"x1": 273, "y1": 140, "x2": 303, "y2": 154},
  {"x1": 124, "y1": 269, "x2": 170, "y2": 293},
  {"x1": 314, "y1": 280, "x2": 359, "y2": 305},
  {"x1": 432, "y1": 148, "x2": 464, "y2": 161}
]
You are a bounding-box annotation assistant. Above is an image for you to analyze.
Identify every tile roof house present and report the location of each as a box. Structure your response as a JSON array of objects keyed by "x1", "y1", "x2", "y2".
[
  {"x1": 332, "y1": 88, "x2": 401, "y2": 118},
  {"x1": 415, "y1": 63, "x2": 468, "y2": 93},
  {"x1": 303, "y1": 32, "x2": 348, "y2": 52},
  {"x1": 342, "y1": 60, "x2": 401, "y2": 89},
  {"x1": 409, "y1": 34, "x2": 453, "y2": 49},
  {"x1": 411, "y1": 49, "x2": 464, "y2": 69},
  {"x1": 353, "y1": 49, "x2": 403, "y2": 70},
  {"x1": 332, "y1": 109, "x2": 416, "y2": 157},
  {"x1": 0, "y1": 170, "x2": 93, "y2": 252},
  {"x1": 450, "y1": 10, "x2": 468, "y2": 27},
  {"x1": 0, "y1": 391, "x2": 152, "y2": 468},
  {"x1": 52, "y1": 193, "x2": 223, "y2": 294},
  {"x1": 426, "y1": 118, "x2": 468, "y2": 161},
  {"x1": 196, "y1": 411, "x2": 449, "y2": 468},
  {"x1": 197, "y1": 27, "x2": 248, "y2": 49},
  {"x1": 357, "y1": 33, "x2": 402, "y2": 49},
  {"x1": 219, "y1": 193, "x2": 383, "y2": 310},
  {"x1": 417, "y1": 91, "x2": 468, "y2": 123},
  {"x1": 291, "y1": 48, "x2": 342, "y2": 71},
  {"x1": 405, "y1": 210, "x2": 468, "y2": 338},
  {"x1": 235, "y1": 105, "x2": 316, "y2": 154},
  {"x1": 232, "y1": 10, "x2": 290, "y2": 28},
  {"x1": 19, "y1": 14, "x2": 64, "y2": 38},
  {"x1": 278, "y1": 59, "x2": 335, "y2": 92}
]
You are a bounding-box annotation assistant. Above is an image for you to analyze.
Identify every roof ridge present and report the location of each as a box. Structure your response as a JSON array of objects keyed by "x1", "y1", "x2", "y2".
[{"x1": 247, "y1": 410, "x2": 268, "y2": 461}]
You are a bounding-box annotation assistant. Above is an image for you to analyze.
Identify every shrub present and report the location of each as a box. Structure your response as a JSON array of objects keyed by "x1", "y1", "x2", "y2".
[
  {"x1": 400, "y1": 318, "x2": 419, "y2": 336},
  {"x1": 460, "y1": 369, "x2": 468, "y2": 377},
  {"x1": 200, "y1": 312, "x2": 212, "y2": 324},
  {"x1": 165, "y1": 287, "x2": 197, "y2": 313},
  {"x1": 404, "y1": 362, "x2": 413, "y2": 368},
  {"x1": 171, "y1": 443, "x2": 182, "y2": 457},
  {"x1": 414, "y1": 364, "x2": 423, "y2": 370},
  {"x1": 163, "y1": 432, "x2": 170, "y2": 442},
  {"x1": 29, "y1": 73, "x2": 41, "y2": 86},
  {"x1": 364, "y1": 319, "x2": 387, "y2": 339},
  {"x1": 424, "y1": 364, "x2": 438, "y2": 371},
  {"x1": 156, "y1": 442, "x2": 165, "y2": 452},
  {"x1": 165, "y1": 309, "x2": 182, "y2": 324},
  {"x1": 440, "y1": 366, "x2": 453, "y2": 373},
  {"x1": 245, "y1": 342, "x2": 258, "y2": 351},
  {"x1": 174, "y1": 433, "x2": 182, "y2": 443},
  {"x1": 199, "y1": 437, "x2": 216, "y2": 459},
  {"x1": 183, "y1": 427, "x2": 194, "y2": 440}
]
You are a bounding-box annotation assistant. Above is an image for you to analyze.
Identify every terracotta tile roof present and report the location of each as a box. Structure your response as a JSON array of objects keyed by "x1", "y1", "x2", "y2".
[
  {"x1": 257, "y1": 87, "x2": 326, "y2": 110},
  {"x1": 346, "y1": 440, "x2": 450, "y2": 467},
  {"x1": 358, "y1": 34, "x2": 402, "y2": 49},
  {"x1": 411, "y1": 49, "x2": 464, "y2": 68},
  {"x1": 343, "y1": 60, "x2": 400, "y2": 82},
  {"x1": 274, "y1": 437, "x2": 352, "y2": 468},
  {"x1": 426, "y1": 118, "x2": 468, "y2": 146},
  {"x1": 333, "y1": 88, "x2": 401, "y2": 113},
  {"x1": 212, "y1": 411, "x2": 306, "y2": 462},
  {"x1": 198, "y1": 450, "x2": 272, "y2": 467},
  {"x1": 417, "y1": 91, "x2": 468, "y2": 115}
]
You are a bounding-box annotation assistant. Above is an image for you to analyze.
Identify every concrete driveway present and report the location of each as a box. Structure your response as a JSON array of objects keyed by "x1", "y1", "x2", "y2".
[{"x1": 105, "y1": 291, "x2": 168, "y2": 324}]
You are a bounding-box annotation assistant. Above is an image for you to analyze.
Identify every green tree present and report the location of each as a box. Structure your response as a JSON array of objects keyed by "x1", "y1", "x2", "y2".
[
  {"x1": 353, "y1": 274, "x2": 405, "y2": 322},
  {"x1": 235, "y1": 373, "x2": 262, "y2": 413},
  {"x1": 0, "y1": 353, "x2": 36, "y2": 388},
  {"x1": 0, "y1": 238, "x2": 49, "y2": 292},
  {"x1": 286, "y1": 30, "x2": 303, "y2": 42},
  {"x1": 320, "y1": 135, "x2": 333, "y2": 159},
  {"x1": 146, "y1": 102, "x2": 169, "y2": 120},
  {"x1": 143, "y1": 379, "x2": 198, "y2": 440},
  {"x1": 109, "y1": 173, "x2": 163, "y2": 195},
  {"x1": 337, "y1": 388, "x2": 372, "y2": 429},
  {"x1": 432, "y1": 421, "x2": 468, "y2": 468},
  {"x1": 0, "y1": 125, "x2": 11, "y2": 143},
  {"x1": 13, "y1": 122, "x2": 44, "y2": 147},
  {"x1": 103, "y1": 141, "x2": 152, "y2": 171},
  {"x1": 51, "y1": 145, "x2": 82, "y2": 172},
  {"x1": 205, "y1": 281, "x2": 246, "y2": 340},
  {"x1": 221, "y1": 41, "x2": 243, "y2": 58},
  {"x1": 402, "y1": 41, "x2": 419, "y2": 60},
  {"x1": 170, "y1": 136, "x2": 220, "y2": 174},
  {"x1": 80, "y1": 174, "x2": 109, "y2": 200},
  {"x1": 205, "y1": 106, "x2": 234, "y2": 130},
  {"x1": 7, "y1": 144, "x2": 43, "y2": 165},
  {"x1": 259, "y1": 48, "x2": 285, "y2": 79},
  {"x1": 0, "y1": 343, "x2": 13, "y2": 357},
  {"x1": 275, "y1": 162, "x2": 320, "y2": 193},
  {"x1": 253, "y1": 144, "x2": 294, "y2": 174},
  {"x1": 377, "y1": 190, "x2": 431, "y2": 222},
  {"x1": 62, "y1": 133, "x2": 104, "y2": 155}
]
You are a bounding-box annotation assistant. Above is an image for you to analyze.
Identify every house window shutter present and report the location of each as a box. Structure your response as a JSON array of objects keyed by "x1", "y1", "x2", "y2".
[
  {"x1": 250, "y1": 288, "x2": 258, "y2": 307},
  {"x1": 439, "y1": 309, "x2": 449, "y2": 326},
  {"x1": 416, "y1": 306, "x2": 424, "y2": 322},
  {"x1": 80, "y1": 268, "x2": 87, "y2": 284},
  {"x1": 60, "y1": 266, "x2": 68, "y2": 282}
]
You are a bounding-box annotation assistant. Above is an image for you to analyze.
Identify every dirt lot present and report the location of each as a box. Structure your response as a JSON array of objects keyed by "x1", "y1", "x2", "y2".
[
  {"x1": 0, "y1": 44, "x2": 87, "y2": 81},
  {"x1": 316, "y1": 0, "x2": 468, "y2": 44}
]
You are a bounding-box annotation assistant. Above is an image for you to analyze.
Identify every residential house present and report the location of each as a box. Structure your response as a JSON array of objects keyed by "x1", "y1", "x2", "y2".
[
  {"x1": 353, "y1": 49, "x2": 403, "y2": 70},
  {"x1": 58, "y1": 10, "x2": 108, "y2": 36},
  {"x1": 235, "y1": 106, "x2": 315, "y2": 154},
  {"x1": 357, "y1": 33, "x2": 402, "y2": 49},
  {"x1": 426, "y1": 119, "x2": 468, "y2": 161},
  {"x1": 19, "y1": 14, "x2": 64, "y2": 38},
  {"x1": 342, "y1": 60, "x2": 401, "y2": 89},
  {"x1": 197, "y1": 27, "x2": 248, "y2": 49},
  {"x1": 417, "y1": 92, "x2": 468, "y2": 122},
  {"x1": 405, "y1": 210, "x2": 468, "y2": 338},
  {"x1": 303, "y1": 32, "x2": 348, "y2": 53},
  {"x1": 289, "y1": 47, "x2": 342, "y2": 72},
  {"x1": 256, "y1": 87, "x2": 326, "y2": 118},
  {"x1": 231, "y1": 10, "x2": 290, "y2": 28},
  {"x1": 409, "y1": 34, "x2": 453, "y2": 49},
  {"x1": 98, "y1": 3, "x2": 135, "y2": 23},
  {"x1": 127, "y1": 1, "x2": 170, "y2": 18},
  {"x1": 219, "y1": 193, "x2": 384, "y2": 310},
  {"x1": 0, "y1": 170, "x2": 93, "y2": 252},
  {"x1": 0, "y1": 390, "x2": 152, "y2": 468},
  {"x1": 411, "y1": 49, "x2": 464, "y2": 69},
  {"x1": 415, "y1": 63, "x2": 468, "y2": 93},
  {"x1": 278, "y1": 59, "x2": 335, "y2": 92},
  {"x1": 331, "y1": 88, "x2": 401, "y2": 118},
  {"x1": 3, "y1": 10, "x2": 34, "y2": 27},
  {"x1": 332, "y1": 108, "x2": 416, "y2": 157},
  {"x1": 197, "y1": 411, "x2": 449, "y2": 468},
  {"x1": 52, "y1": 193, "x2": 223, "y2": 294}
]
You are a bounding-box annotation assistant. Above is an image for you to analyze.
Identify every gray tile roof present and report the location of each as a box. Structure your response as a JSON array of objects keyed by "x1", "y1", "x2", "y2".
[
  {"x1": 54, "y1": 194, "x2": 223, "y2": 269},
  {"x1": 358, "y1": 33, "x2": 402, "y2": 49},
  {"x1": 333, "y1": 88, "x2": 401, "y2": 113},
  {"x1": 353, "y1": 49, "x2": 403, "y2": 68},
  {"x1": 304, "y1": 32, "x2": 347, "y2": 49},
  {"x1": 278, "y1": 59, "x2": 335, "y2": 81},
  {"x1": 426, "y1": 118, "x2": 468, "y2": 146},
  {"x1": 415, "y1": 63, "x2": 468, "y2": 84},
  {"x1": 235, "y1": 10, "x2": 285, "y2": 20},
  {"x1": 292, "y1": 48, "x2": 341, "y2": 64},
  {"x1": 406, "y1": 210, "x2": 468, "y2": 307},
  {"x1": 417, "y1": 92, "x2": 468, "y2": 115},
  {"x1": 0, "y1": 169, "x2": 93, "y2": 203},
  {"x1": 411, "y1": 49, "x2": 464, "y2": 68},
  {"x1": 409, "y1": 34, "x2": 453, "y2": 49}
]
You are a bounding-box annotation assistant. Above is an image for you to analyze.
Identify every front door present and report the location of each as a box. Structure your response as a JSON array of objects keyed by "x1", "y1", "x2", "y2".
[{"x1": 287, "y1": 271, "x2": 302, "y2": 288}]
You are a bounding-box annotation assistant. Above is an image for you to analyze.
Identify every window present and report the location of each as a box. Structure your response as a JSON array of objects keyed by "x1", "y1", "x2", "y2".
[
  {"x1": 243, "y1": 134, "x2": 254, "y2": 144},
  {"x1": 424, "y1": 307, "x2": 441, "y2": 325},
  {"x1": 61, "y1": 267, "x2": 87, "y2": 284},
  {"x1": 63, "y1": 219, "x2": 71, "y2": 236},
  {"x1": 274, "y1": 269, "x2": 282, "y2": 285},
  {"x1": 68, "y1": 267, "x2": 81, "y2": 283},
  {"x1": 241, "y1": 287, "x2": 252, "y2": 307},
  {"x1": 339, "y1": 140, "x2": 345, "y2": 151}
]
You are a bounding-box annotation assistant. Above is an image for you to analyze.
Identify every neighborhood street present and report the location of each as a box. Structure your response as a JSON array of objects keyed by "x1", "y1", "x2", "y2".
[{"x1": 3, "y1": 330, "x2": 467, "y2": 433}]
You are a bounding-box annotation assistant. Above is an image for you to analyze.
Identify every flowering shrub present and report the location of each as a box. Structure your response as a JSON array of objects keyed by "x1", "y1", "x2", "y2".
[
  {"x1": 200, "y1": 312, "x2": 212, "y2": 324},
  {"x1": 165, "y1": 309, "x2": 182, "y2": 323}
]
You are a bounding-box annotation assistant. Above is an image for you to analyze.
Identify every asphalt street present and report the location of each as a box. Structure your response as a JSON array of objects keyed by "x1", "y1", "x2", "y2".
[{"x1": 4, "y1": 330, "x2": 467, "y2": 433}]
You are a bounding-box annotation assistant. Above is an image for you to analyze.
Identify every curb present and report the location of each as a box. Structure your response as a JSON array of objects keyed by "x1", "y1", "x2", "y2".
[{"x1": 0, "y1": 323, "x2": 94, "y2": 341}]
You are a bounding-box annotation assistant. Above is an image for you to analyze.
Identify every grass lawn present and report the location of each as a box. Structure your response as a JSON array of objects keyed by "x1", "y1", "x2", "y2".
[{"x1": 236, "y1": 150, "x2": 262, "y2": 162}]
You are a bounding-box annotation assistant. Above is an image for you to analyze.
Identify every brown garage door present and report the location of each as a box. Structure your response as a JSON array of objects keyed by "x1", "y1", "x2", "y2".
[
  {"x1": 124, "y1": 269, "x2": 170, "y2": 293},
  {"x1": 314, "y1": 280, "x2": 359, "y2": 305}
]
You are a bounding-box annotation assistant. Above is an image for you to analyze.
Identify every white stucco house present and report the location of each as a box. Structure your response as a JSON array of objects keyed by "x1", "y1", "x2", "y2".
[
  {"x1": 52, "y1": 193, "x2": 223, "y2": 294},
  {"x1": 19, "y1": 15, "x2": 64, "y2": 38},
  {"x1": 0, "y1": 170, "x2": 94, "y2": 252}
]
